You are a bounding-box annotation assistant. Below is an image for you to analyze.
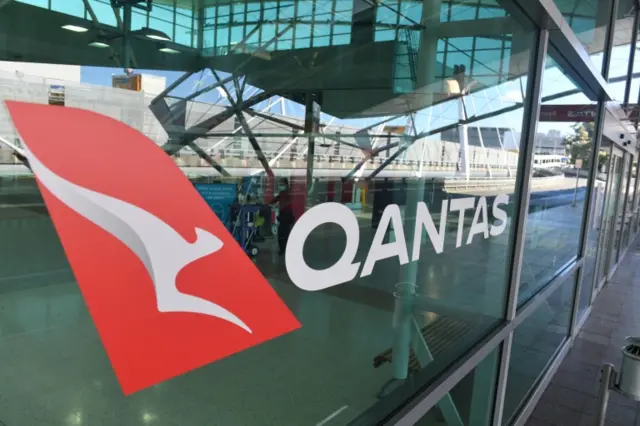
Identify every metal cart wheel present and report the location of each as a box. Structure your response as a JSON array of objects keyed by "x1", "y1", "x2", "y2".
[{"x1": 248, "y1": 245, "x2": 260, "y2": 257}]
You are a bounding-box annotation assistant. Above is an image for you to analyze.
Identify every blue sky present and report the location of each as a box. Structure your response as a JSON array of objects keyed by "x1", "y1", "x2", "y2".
[{"x1": 81, "y1": 66, "x2": 217, "y2": 102}]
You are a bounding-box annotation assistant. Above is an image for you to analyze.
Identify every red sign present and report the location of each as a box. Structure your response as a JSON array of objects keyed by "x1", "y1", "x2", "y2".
[
  {"x1": 540, "y1": 104, "x2": 639, "y2": 122},
  {"x1": 6, "y1": 101, "x2": 301, "y2": 395},
  {"x1": 539, "y1": 104, "x2": 597, "y2": 122}
]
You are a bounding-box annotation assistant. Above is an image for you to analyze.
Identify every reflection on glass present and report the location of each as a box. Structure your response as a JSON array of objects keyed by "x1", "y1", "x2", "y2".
[
  {"x1": 610, "y1": 153, "x2": 631, "y2": 264},
  {"x1": 0, "y1": 1, "x2": 538, "y2": 425},
  {"x1": 579, "y1": 146, "x2": 610, "y2": 318},
  {"x1": 607, "y1": 0, "x2": 637, "y2": 84},
  {"x1": 597, "y1": 148, "x2": 624, "y2": 285},
  {"x1": 554, "y1": 0, "x2": 614, "y2": 73},
  {"x1": 620, "y1": 159, "x2": 637, "y2": 250},
  {"x1": 628, "y1": 24, "x2": 640, "y2": 105},
  {"x1": 503, "y1": 272, "x2": 575, "y2": 424},
  {"x1": 633, "y1": 163, "x2": 640, "y2": 236},
  {"x1": 415, "y1": 348, "x2": 499, "y2": 426},
  {"x1": 519, "y1": 58, "x2": 595, "y2": 304}
]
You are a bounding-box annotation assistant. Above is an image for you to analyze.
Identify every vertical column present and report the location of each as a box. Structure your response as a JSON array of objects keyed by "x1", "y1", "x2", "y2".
[
  {"x1": 416, "y1": 0, "x2": 442, "y2": 95},
  {"x1": 305, "y1": 94, "x2": 321, "y2": 204},
  {"x1": 351, "y1": 0, "x2": 376, "y2": 45},
  {"x1": 492, "y1": 29, "x2": 548, "y2": 426},
  {"x1": 196, "y1": 5, "x2": 205, "y2": 50},
  {"x1": 623, "y1": 6, "x2": 639, "y2": 104},
  {"x1": 386, "y1": 132, "x2": 392, "y2": 158},
  {"x1": 122, "y1": 4, "x2": 132, "y2": 70},
  {"x1": 601, "y1": 0, "x2": 620, "y2": 79},
  {"x1": 392, "y1": 178, "x2": 425, "y2": 380},
  {"x1": 571, "y1": 102, "x2": 612, "y2": 336},
  {"x1": 458, "y1": 101, "x2": 471, "y2": 180}
]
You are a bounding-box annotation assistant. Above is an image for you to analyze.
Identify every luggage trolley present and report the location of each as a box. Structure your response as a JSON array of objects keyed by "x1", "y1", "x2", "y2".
[{"x1": 230, "y1": 204, "x2": 268, "y2": 258}]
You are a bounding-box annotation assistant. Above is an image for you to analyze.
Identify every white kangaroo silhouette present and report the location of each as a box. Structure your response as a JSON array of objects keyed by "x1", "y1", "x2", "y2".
[{"x1": 16, "y1": 138, "x2": 251, "y2": 333}]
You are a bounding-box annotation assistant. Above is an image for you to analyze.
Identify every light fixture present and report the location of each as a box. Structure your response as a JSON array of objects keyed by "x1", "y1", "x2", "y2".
[
  {"x1": 62, "y1": 24, "x2": 89, "y2": 33},
  {"x1": 158, "y1": 45, "x2": 180, "y2": 54},
  {"x1": 137, "y1": 27, "x2": 171, "y2": 41},
  {"x1": 88, "y1": 39, "x2": 111, "y2": 48}
]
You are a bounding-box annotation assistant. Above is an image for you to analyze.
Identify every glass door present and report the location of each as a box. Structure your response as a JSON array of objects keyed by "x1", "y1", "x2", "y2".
[
  {"x1": 610, "y1": 152, "x2": 630, "y2": 266},
  {"x1": 621, "y1": 158, "x2": 637, "y2": 250},
  {"x1": 595, "y1": 147, "x2": 624, "y2": 290}
]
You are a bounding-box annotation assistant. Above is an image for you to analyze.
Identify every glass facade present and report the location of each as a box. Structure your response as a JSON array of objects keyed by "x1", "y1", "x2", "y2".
[
  {"x1": 0, "y1": 0, "x2": 639, "y2": 425},
  {"x1": 415, "y1": 348, "x2": 500, "y2": 426},
  {"x1": 503, "y1": 272, "x2": 576, "y2": 424},
  {"x1": 579, "y1": 145, "x2": 609, "y2": 318},
  {"x1": 555, "y1": 0, "x2": 613, "y2": 73},
  {"x1": 519, "y1": 57, "x2": 596, "y2": 304}
]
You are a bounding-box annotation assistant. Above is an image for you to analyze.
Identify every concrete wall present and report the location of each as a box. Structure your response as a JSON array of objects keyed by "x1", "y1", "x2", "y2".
[{"x1": 0, "y1": 60, "x2": 81, "y2": 83}]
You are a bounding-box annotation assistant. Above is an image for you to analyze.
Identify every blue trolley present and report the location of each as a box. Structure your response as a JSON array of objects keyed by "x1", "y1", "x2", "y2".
[{"x1": 230, "y1": 204, "x2": 268, "y2": 257}]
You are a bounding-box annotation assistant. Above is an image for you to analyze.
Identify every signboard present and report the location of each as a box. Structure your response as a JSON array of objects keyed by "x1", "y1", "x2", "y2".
[
  {"x1": 540, "y1": 104, "x2": 639, "y2": 122},
  {"x1": 6, "y1": 101, "x2": 299, "y2": 395},
  {"x1": 194, "y1": 183, "x2": 237, "y2": 227},
  {"x1": 48, "y1": 85, "x2": 65, "y2": 106},
  {"x1": 383, "y1": 126, "x2": 406, "y2": 134},
  {"x1": 539, "y1": 105, "x2": 597, "y2": 122},
  {"x1": 285, "y1": 195, "x2": 510, "y2": 291},
  {"x1": 575, "y1": 159, "x2": 583, "y2": 169},
  {"x1": 112, "y1": 74, "x2": 142, "y2": 92}
]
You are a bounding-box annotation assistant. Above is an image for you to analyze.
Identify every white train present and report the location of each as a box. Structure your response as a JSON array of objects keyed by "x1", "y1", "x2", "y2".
[{"x1": 532, "y1": 154, "x2": 567, "y2": 169}]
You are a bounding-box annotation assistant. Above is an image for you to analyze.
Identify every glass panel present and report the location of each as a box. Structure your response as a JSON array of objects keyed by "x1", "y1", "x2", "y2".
[
  {"x1": 149, "y1": 3, "x2": 175, "y2": 41},
  {"x1": 0, "y1": 3, "x2": 537, "y2": 426},
  {"x1": 611, "y1": 152, "x2": 631, "y2": 263},
  {"x1": 503, "y1": 272, "x2": 576, "y2": 424},
  {"x1": 628, "y1": 20, "x2": 640, "y2": 105},
  {"x1": 175, "y1": 7, "x2": 193, "y2": 47},
  {"x1": 449, "y1": 4, "x2": 478, "y2": 22},
  {"x1": 578, "y1": 144, "x2": 610, "y2": 318},
  {"x1": 554, "y1": 0, "x2": 614, "y2": 73},
  {"x1": 16, "y1": 0, "x2": 49, "y2": 8},
  {"x1": 519, "y1": 57, "x2": 595, "y2": 304},
  {"x1": 51, "y1": 0, "x2": 85, "y2": 18},
  {"x1": 414, "y1": 348, "x2": 500, "y2": 426},
  {"x1": 130, "y1": 9, "x2": 147, "y2": 32},
  {"x1": 633, "y1": 162, "x2": 640, "y2": 236},
  {"x1": 204, "y1": 0, "x2": 357, "y2": 51},
  {"x1": 294, "y1": 24, "x2": 312, "y2": 49},
  {"x1": 620, "y1": 158, "x2": 637, "y2": 250},
  {"x1": 597, "y1": 146, "x2": 624, "y2": 285},
  {"x1": 87, "y1": 0, "x2": 118, "y2": 27},
  {"x1": 607, "y1": 0, "x2": 637, "y2": 91}
]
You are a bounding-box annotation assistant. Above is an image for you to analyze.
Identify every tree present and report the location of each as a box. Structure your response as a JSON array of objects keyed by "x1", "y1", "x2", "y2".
[
  {"x1": 564, "y1": 122, "x2": 595, "y2": 168},
  {"x1": 597, "y1": 150, "x2": 610, "y2": 171}
]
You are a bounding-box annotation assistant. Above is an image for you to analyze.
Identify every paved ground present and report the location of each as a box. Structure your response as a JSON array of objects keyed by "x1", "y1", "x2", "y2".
[{"x1": 526, "y1": 240, "x2": 640, "y2": 426}]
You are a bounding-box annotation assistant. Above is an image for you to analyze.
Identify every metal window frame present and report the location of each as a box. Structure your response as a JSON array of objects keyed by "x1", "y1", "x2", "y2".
[
  {"x1": 386, "y1": 260, "x2": 580, "y2": 426},
  {"x1": 386, "y1": 0, "x2": 640, "y2": 423},
  {"x1": 603, "y1": 0, "x2": 621, "y2": 81},
  {"x1": 569, "y1": 100, "x2": 608, "y2": 337},
  {"x1": 623, "y1": 3, "x2": 639, "y2": 104},
  {"x1": 491, "y1": 26, "x2": 548, "y2": 426},
  {"x1": 383, "y1": 25, "x2": 550, "y2": 426},
  {"x1": 4, "y1": 0, "x2": 640, "y2": 425}
]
